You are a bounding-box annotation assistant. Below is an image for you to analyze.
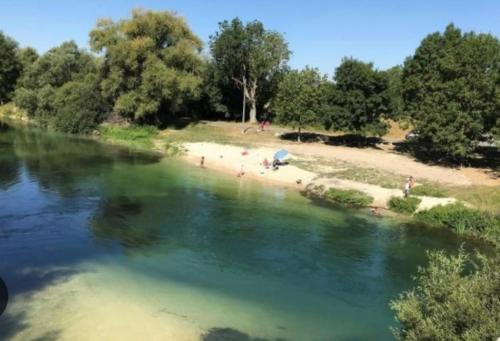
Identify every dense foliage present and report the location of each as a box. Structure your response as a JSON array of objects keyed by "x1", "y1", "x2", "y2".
[
  {"x1": 391, "y1": 250, "x2": 499, "y2": 340},
  {"x1": 273, "y1": 68, "x2": 332, "y2": 141},
  {"x1": 415, "y1": 203, "x2": 500, "y2": 245},
  {"x1": 402, "y1": 24, "x2": 500, "y2": 161},
  {"x1": 328, "y1": 58, "x2": 390, "y2": 136},
  {"x1": 90, "y1": 9, "x2": 204, "y2": 125},
  {"x1": 209, "y1": 18, "x2": 290, "y2": 123},
  {"x1": 14, "y1": 41, "x2": 104, "y2": 132},
  {"x1": 388, "y1": 196, "x2": 422, "y2": 214},
  {"x1": 0, "y1": 31, "x2": 21, "y2": 103}
]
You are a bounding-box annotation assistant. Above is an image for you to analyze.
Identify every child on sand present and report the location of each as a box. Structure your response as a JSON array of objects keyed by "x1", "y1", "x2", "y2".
[
  {"x1": 403, "y1": 177, "x2": 413, "y2": 197},
  {"x1": 200, "y1": 156, "x2": 205, "y2": 168}
]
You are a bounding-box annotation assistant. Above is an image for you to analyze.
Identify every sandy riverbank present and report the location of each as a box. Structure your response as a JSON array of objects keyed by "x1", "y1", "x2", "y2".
[{"x1": 182, "y1": 142, "x2": 456, "y2": 211}]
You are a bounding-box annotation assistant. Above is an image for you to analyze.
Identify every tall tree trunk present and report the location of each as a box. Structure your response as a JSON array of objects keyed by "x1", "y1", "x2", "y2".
[
  {"x1": 241, "y1": 80, "x2": 246, "y2": 123},
  {"x1": 247, "y1": 81, "x2": 258, "y2": 123},
  {"x1": 298, "y1": 126, "x2": 301, "y2": 142}
]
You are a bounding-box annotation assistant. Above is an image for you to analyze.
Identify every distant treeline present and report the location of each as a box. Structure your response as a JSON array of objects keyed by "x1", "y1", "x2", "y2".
[{"x1": 0, "y1": 9, "x2": 498, "y2": 161}]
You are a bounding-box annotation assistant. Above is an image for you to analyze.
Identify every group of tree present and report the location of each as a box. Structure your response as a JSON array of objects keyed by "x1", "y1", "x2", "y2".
[{"x1": 0, "y1": 9, "x2": 498, "y2": 161}]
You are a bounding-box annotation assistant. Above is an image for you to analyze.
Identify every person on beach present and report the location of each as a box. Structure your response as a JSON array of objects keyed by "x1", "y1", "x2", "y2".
[
  {"x1": 237, "y1": 164, "x2": 245, "y2": 177},
  {"x1": 263, "y1": 158, "x2": 270, "y2": 169},
  {"x1": 403, "y1": 178, "x2": 411, "y2": 197},
  {"x1": 200, "y1": 156, "x2": 205, "y2": 168}
]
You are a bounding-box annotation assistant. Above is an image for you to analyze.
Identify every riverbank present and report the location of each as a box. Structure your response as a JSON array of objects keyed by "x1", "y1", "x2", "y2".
[
  {"x1": 96, "y1": 122, "x2": 500, "y2": 246},
  {"x1": 181, "y1": 141, "x2": 456, "y2": 211},
  {"x1": 1, "y1": 112, "x2": 498, "y2": 244}
]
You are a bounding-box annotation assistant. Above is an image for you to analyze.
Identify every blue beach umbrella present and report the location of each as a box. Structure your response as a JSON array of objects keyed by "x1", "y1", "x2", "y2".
[{"x1": 274, "y1": 149, "x2": 288, "y2": 160}]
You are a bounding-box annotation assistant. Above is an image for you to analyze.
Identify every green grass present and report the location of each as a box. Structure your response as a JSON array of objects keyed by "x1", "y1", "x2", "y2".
[
  {"x1": 415, "y1": 203, "x2": 500, "y2": 245},
  {"x1": 388, "y1": 196, "x2": 422, "y2": 214},
  {"x1": 410, "y1": 184, "x2": 448, "y2": 197},
  {"x1": 323, "y1": 188, "x2": 374, "y2": 207},
  {"x1": 99, "y1": 125, "x2": 159, "y2": 149}
]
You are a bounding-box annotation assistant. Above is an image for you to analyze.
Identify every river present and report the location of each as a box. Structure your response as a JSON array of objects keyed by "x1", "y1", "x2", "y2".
[{"x1": 0, "y1": 122, "x2": 480, "y2": 340}]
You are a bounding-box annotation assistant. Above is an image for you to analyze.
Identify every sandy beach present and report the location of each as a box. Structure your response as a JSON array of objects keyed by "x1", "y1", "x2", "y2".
[{"x1": 182, "y1": 142, "x2": 457, "y2": 211}]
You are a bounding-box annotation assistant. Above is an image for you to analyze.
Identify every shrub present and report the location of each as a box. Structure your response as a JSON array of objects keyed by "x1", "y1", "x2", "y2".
[
  {"x1": 389, "y1": 196, "x2": 422, "y2": 214},
  {"x1": 416, "y1": 203, "x2": 500, "y2": 244},
  {"x1": 324, "y1": 188, "x2": 373, "y2": 207},
  {"x1": 410, "y1": 184, "x2": 447, "y2": 198},
  {"x1": 390, "y1": 249, "x2": 500, "y2": 341},
  {"x1": 50, "y1": 75, "x2": 107, "y2": 134},
  {"x1": 164, "y1": 142, "x2": 183, "y2": 156}
]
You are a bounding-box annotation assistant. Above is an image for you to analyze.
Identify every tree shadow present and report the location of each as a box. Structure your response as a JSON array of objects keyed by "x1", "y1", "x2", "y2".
[
  {"x1": 393, "y1": 141, "x2": 500, "y2": 174},
  {"x1": 280, "y1": 132, "x2": 382, "y2": 149},
  {"x1": 200, "y1": 327, "x2": 287, "y2": 341},
  {"x1": 159, "y1": 117, "x2": 203, "y2": 130}
]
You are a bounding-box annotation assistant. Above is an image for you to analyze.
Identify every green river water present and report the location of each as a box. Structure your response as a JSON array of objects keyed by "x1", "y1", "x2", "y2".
[{"x1": 0, "y1": 123, "x2": 483, "y2": 340}]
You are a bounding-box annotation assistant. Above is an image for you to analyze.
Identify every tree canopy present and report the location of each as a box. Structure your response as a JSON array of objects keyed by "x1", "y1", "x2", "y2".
[
  {"x1": 14, "y1": 41, "x2": 103, "y2": 132},
  {"x1": 0, "y1": 31, "x2": 21, "y2": 103},
  {"x1": 402, "y1": 24, "x2": 500, "y2": 161},
  {"x1": 210, "y1": 18, "x2": 290, "y2": 123},
  {"x1": 273, "y1": 67, "x2": 331, "y2": 141},
  {"x1": 90, "y1": 8, "x2": 204, "y2": 125},
  {"x1": 329, "y1": 58, "x2": 389, "y2": 136}
]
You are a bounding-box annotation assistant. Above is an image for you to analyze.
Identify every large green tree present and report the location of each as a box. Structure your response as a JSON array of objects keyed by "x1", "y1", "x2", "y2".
[
  {"x1": 402, "y1": 24, "x2": 500, "y2": 161},
  {"x1": 330, "y1": 58, "x2": 389, "y2": 136},
  {"x1": 90, "y1": 8, "x2": 204, "y2": 125},
  {"x1": 210, "y1": 18, "x2": 290, "y2": 123},
  {"x1": 273, "y1": 68, "x2": 331, "y2": 141},
  {"x1": 14, "y1": 41, "x2": 103, "y2": 132},
  {"x1": 0, "y1": 31, "x2": 21, "y2": 104}
]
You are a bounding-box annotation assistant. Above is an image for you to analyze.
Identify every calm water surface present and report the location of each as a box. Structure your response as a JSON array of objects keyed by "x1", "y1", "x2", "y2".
[{"x1": 0, "y1": 123, "x2": 482, "y2": 340}]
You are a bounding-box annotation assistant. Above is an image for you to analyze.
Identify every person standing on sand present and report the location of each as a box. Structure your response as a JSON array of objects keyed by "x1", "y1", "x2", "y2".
[
  {"x1": 200, "y1": 156, "x2": 205, "y2": 168},
  {"x1": 403, "y1": 177, "x2": 411, "y2": 197}
]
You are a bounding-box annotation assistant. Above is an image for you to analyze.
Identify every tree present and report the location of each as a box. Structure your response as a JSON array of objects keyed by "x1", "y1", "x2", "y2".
[
  {"x1": 14, "y1": 41, "x2": 102, "y2": 131},
  {"x1": 0, "y1": 31, "x2": 21, "y2": 104},
  {"x1": 402, "y1": 24, "x2": 500, "y2": 161},
  {"x1": 210, "y1": 18, "x2": 290, "y2": 123},
  {"x1": 16, "y1": 47, "x2": 38, "y2": 81},
  {"x1": 273, "y1": 68, "x2": 331, "y2": 141},
  {"x1": 391, "y1": 249, "x2": 499, "y2": 341},
  {"x1": 330, "y1": 58, "x2": 389, "y2": 136},
  {"x1": 90, "y1": 8, "x2": 204, "y2": 125},
  {"x1": 51, "y1": 74, "x2": 108, "y2": 134},
  {"x1": 384, "y1": 65, "x2": 404, "y2": 120}
]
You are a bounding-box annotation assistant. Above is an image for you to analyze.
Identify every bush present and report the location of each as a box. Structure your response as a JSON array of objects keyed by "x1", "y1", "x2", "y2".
[
  {"x1": 389, "y1": 196, "x2": 422, "y2": 214},
  {"x1": 416, "y1": 203, "x2": 500, "y2": 244},
  {"x1": 50, "y1": 75, "x2": 108, "y2": 134},
  {"x1": 324, "y1": 188, "x2": 373, "y2": 207},
  {"x1": 390, "y1": 249, "x2": 500, "y2": 341},
  {"x1": 410, "y1": 184, "x2": 447, "y2": 198}
]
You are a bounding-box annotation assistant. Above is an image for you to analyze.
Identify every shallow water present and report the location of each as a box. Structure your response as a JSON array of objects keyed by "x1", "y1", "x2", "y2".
[{"x1": 0, "y1": 123, "x2": 483, "y2": 340}]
